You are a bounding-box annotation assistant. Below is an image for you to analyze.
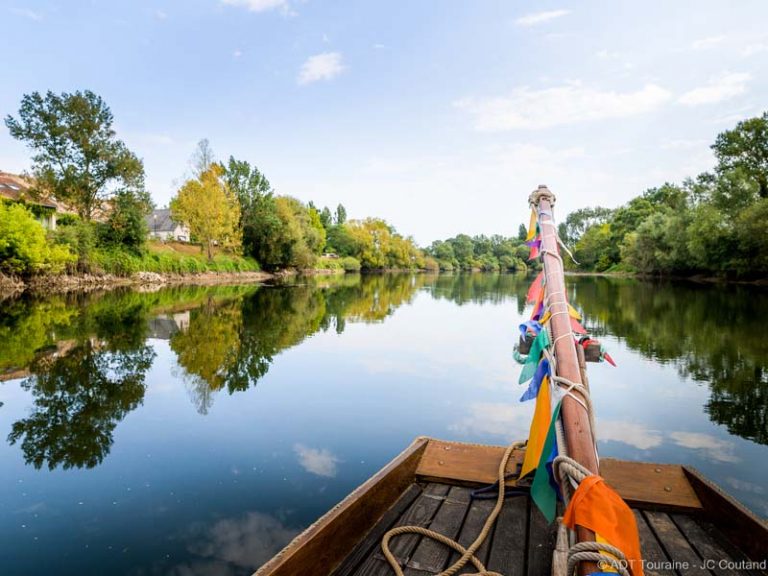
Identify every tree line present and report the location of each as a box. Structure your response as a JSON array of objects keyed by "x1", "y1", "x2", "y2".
[{"x1": 563, "y1": 111, "x2": 768, "y2": 278}]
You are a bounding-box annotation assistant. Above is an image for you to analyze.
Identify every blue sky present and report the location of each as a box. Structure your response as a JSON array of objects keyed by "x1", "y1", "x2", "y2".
[{"x1": 1, "y1": 0, "x2": 767, "y2": 244}]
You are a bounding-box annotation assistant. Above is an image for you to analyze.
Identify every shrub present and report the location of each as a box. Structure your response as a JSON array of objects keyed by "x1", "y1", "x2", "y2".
[
  {"x1": 0, "y1": 201, "x2": 75, "y2": 276},
  {"x1": 340, "y1": 256, "x2": 361, "y2": 272}
]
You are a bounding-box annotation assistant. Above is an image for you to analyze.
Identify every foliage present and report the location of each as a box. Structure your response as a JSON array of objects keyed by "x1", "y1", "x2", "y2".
[
  {"x1": 0, "y1": 201, "x2": 75, "y2": 276},
  {"x1": 425, "y1": 233, "x2": 528, "y2": 272},
  {"x1": 565, "y1": 111, "x2": 768, "y2": 278},
  {"x1": 712, "y1": 111, "x2": 768, "y2": 198},
  {"x1": 98, "y1": 189, "x2": 153, "y2": 254},
  {"x1": 5, "y1": 90, "x2": 145, "y2": 220},
  {"x1": 171, "y1": 163, "x2": 241, "y2": 260}
]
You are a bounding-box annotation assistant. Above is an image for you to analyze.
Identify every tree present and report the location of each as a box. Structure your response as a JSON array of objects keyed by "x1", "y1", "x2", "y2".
[
  {"x1": 5, "y1": 90, "x2": 145, "y2": 220},
  {"x1": 171, "y1": 164, "x2": 241, "y2": 260},
  {"x1": 320, "y1": 206, "x2": 333, "y2": 230},
  {"x1": 335, "y1": 204, "x2": 347, "y2": 225},
  {"x1": 712, "y1": 112, "x2": 768, "y2": 198},
  {"x1": 99, "y1": 189, "x2": 153, "y2": 254},
  {"x1": 224, "y1": 156, "x2": 273, "y2": 261},
  {"x1": 191, "y1": 138, "x2": 215, "y2": 178}
]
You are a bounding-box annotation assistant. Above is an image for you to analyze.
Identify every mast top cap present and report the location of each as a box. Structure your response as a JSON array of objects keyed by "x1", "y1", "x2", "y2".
[{"x1": 529, "y1": 185, "x2": 556, "y2": 207}]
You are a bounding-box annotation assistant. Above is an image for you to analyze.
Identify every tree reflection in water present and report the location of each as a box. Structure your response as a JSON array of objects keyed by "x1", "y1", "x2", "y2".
[{"x1": 2, "y1": 273, "x2": 767, "y2": 473}]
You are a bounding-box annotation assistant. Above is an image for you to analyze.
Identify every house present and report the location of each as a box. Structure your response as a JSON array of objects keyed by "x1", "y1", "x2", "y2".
[
  {"x1": 0, "y1": 171, "x2": 71, "y2": 229},
  {"x1": 146, "y1": 208, "x2": 190, "y2": 242}
]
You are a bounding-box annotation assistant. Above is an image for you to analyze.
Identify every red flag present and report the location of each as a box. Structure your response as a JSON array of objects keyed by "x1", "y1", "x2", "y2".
[{"x1": 526, "y1": 272, "x2": 544, "y2": 304}]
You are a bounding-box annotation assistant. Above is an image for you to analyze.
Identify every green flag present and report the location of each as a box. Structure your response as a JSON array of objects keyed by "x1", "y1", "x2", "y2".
[{"x1": 519, "y1": 329, "x2": 549, "y2": 384}]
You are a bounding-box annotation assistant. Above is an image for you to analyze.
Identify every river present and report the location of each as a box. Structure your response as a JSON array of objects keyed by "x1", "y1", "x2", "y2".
[{"x1": 0, "y1": 273, "x2": 766, "y2": 575}]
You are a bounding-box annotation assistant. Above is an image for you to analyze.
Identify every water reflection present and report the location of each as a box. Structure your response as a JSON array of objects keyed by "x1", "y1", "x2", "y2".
[
  {"x1": 572, "y1": 277, "x2": 768, "y2": 446},
  {"x1": 1, "y1": 273, "x2": 767, "y2": 471}
]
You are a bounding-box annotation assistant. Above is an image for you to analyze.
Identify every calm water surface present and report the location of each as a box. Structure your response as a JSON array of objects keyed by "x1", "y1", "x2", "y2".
[{"x1": 0, "y1": 273, "x2": 766, "y2": 575}]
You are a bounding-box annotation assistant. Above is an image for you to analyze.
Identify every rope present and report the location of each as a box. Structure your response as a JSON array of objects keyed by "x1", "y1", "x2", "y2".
[
  {"x1": 567, "y1": 542, "x2": 631, "y2": 576},
  {"x1": 381, "y1": 441, "x2": 525, "y2": 576}
]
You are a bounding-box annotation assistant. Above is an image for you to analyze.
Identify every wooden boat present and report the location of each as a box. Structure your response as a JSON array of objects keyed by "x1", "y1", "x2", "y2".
[{"x1": 255, "y1": 188, "x2": 768, "y2": 576}]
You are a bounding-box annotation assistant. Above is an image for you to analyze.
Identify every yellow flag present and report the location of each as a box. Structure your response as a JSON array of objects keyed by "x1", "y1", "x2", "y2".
[
  {"x1": 526, "y1": 209, "x2": 537, "y2": 241},
  {"x1": 520, "y1": 374, "x2": 551, "y2": 478}
]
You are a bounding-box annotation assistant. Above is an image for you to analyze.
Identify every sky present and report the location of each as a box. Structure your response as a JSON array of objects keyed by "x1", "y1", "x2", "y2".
[{"x1": 1, "y1": 0, "x2": 767, "y2": 245}]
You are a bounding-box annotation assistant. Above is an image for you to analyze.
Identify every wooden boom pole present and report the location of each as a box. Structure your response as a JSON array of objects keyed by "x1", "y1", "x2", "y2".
[{"x1": 531, "y1": 185, "x2": 598, "y2": 575}]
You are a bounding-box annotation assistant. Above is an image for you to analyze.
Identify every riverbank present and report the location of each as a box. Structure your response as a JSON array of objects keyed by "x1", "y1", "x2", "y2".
[
  {"x1": 565, "y1": 270, "x2": 768, "y2": 286},
  {"x1": 0, "y1": 269, "x2": 276, "y2": 297}
]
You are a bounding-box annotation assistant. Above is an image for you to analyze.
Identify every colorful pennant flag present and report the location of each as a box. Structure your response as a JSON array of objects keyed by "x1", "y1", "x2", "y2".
[
  {"x1": 519, "y1": 330, "x2": 549, "y2": 384},
  {"x1": 520, "y1": 358, "x2": 549, "y2": 402},
  {"x1": 530, "y1": 401, "x2": 562, "y2": 523},
  {"x1": 520, "y1": 373, "x2": 552, "y2": 478},
  {"x1": 526, "y1": 272, "x2": 545, "y2": 304},
  {"x1": 563, "y1": 475, "x2": 644, "y2": 576},
  {"x1": 526, "y1": 209, "x2": 537, "y2": 241}
]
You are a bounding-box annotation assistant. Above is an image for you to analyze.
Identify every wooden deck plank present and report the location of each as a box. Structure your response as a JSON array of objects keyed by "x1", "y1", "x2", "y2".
[
  {"x1": 486, "y1": 495, "x2": 528, "y2": 576},
  {"x1": 446, "y1": 498, "x2": 496, "y2": 572},
  {"x1": 644, "y1": 511, "x2": 711, "y2": 576},
  {"x1": 633, "y1": 509, "x2": 676, "y2": 576},
  {"x1": 671, "y1": 515, "x2": 744, "y2": 576},
  {"x1": 332, "y1": 484, "x2": 423, "y2": 576},
  {"x1": 404, "y1": 486, "x2": 472, "y2": 575},
  {"x1": 526, "y1": 500, "x2": 557, "y2": 576},
  {"x1": 416, "y1": 439, "x2": 524, "y2": 487},
  {"x1": 355, "y1": 483, "x2": 450, "y2": 576}
]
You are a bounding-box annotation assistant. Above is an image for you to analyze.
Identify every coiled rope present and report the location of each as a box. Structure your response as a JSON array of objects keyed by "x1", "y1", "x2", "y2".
[{"x1": 381, "y1": 440, "x2": 526, "y2": 576}]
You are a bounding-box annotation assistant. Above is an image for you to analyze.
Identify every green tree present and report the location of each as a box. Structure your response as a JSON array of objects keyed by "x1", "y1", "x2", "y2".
[
  {"x1": 171, "y1": 164, "x2": 241, "y2": 260},
  {"x1": 99, "y1": 189, "x2": 153, "y2": 254},
  {"x1": 335, "y1": 203, "x2": 347, "y2": 225},
  {"x1": 224, "y1": 156, "x2": 273, "y2": 261},
  {"x1": 712, "y1": 111, "x2": 768, "y2": 198},
  {"x1": 5, "y1": 90, "x2": 145, "y2": 220}
]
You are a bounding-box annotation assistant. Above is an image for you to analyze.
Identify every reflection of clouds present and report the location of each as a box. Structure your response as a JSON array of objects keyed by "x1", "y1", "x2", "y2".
[
  {"x1": 669, "y1": 431, "x2": 740, "y2": 463},
  {"x1": 598, "y1": 420, "x2": 663, "y2": 450},
  {"x1": 450, "y1": 402, "x2": 532, "y2": 441},
  {"x1": 726, "y1": 477, "x2": 765, "y2": 495},
  {"x1": 171, "y1": 512, "x2": 298, "y2": 576},
  {"x1": 294, "y1": 444, "x2": 341, "y2": 477}
]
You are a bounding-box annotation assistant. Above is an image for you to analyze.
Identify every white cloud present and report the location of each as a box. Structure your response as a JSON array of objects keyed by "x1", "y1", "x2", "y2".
[
  {"x1": 221, "y1": 0, "x2": 287, "y2": 13},
  {"x1": 678, "y1": 73, "x2": 751, "y2": 106},
  {"x1": 690, "y1": 35, "x2": 726, "y2": 50},
  {"x1": 154, "y1": 9, "x2": 168, "y2": 20},
  {"x1": 669, "y1": 431, "x2": 739, "y2": 463},
  {"x1": 293, "y1": 444, "x2": 341, "y2": 477},
  {"x1": 297, "y1": 52, "x2": 345, "y2": 85},
  {"x1": 233, "y1": 49, "x2": 243, "y2": 58},
  {"x1": 599, "y1": 420, "x2": 663, "y2": 450},
  {"x1": 742, "y1": 42, "x2": 768, "y2": 57},
  {"x1": 11, "y1": 7, "x2": 42, "y2": 20},
  {"x1": 456, "y1": 82, "x2": 671, "y2": 131},
  {"x1": 660, "y1": 138, "x2": 708, "y2": 150},
  {"x1": 515, "y1": 9, "x2": 570, "y2": 27}
]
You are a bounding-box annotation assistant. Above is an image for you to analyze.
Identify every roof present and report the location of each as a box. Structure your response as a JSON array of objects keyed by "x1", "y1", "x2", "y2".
[
  {"x1": 146, "y1": 208, "x2": 183, "y2": 232},
  {"x1": 0, "y1": 171, "x2": 71, "y2": 211}
]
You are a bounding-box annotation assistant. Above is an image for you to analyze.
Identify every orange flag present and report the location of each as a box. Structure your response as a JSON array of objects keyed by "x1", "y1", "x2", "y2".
[{"x1": 563, "y1": 475, "x2": 644, "y2": 576}]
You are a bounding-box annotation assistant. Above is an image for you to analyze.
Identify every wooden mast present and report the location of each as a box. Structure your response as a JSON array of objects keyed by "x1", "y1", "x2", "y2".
[{"x1": 532, "y1": 185, "x2": 599, "y2": 575}]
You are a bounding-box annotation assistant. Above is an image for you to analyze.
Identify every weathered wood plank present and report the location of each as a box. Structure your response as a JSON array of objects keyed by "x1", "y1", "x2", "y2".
[
  {"x1": 671, "y1": 515, "x2": 743, "y2": 576},
  {"x1": 446, "y1": 498, "x2": 496, "y2": 572},
  {"x1": 404, "y1": 486, "x2": 472, "y2": 575},
  {"x1": 689, "y1": 517, "x2": 768, "y2": 576},
  {"x1": 684, "y1": 467, "x2": 768, "y2": 563},
  {"x1": 416, "y1": 441, "x2": 702, "y2": 512},
  {"x1": 527, "y1": 500, "x2": 557, "y2": 576},
  {"x1": 486, "y1": 495, "x2": 528, "y2": 576},
  {"x1": 356, "y1": 483, "x2": 450, "y2": 576},
  {"x1": 598, "y1": 459, "x2": 702, "y2": 511},
  {"x1": 416, "y1": 439, "x2": 524, "y2": 487},
  {"x1": 633, "y1": 509, "x2": 676, "y2": 576},
  {"x1": 254, "y1": 437, "x2": 428, "y2": 576},
  {"x1": 644, "y1": 511, "x2": 710, "y2": 576},
  {"x1": 332, "y1": 483, "x2": 422, "y2": 576}
]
